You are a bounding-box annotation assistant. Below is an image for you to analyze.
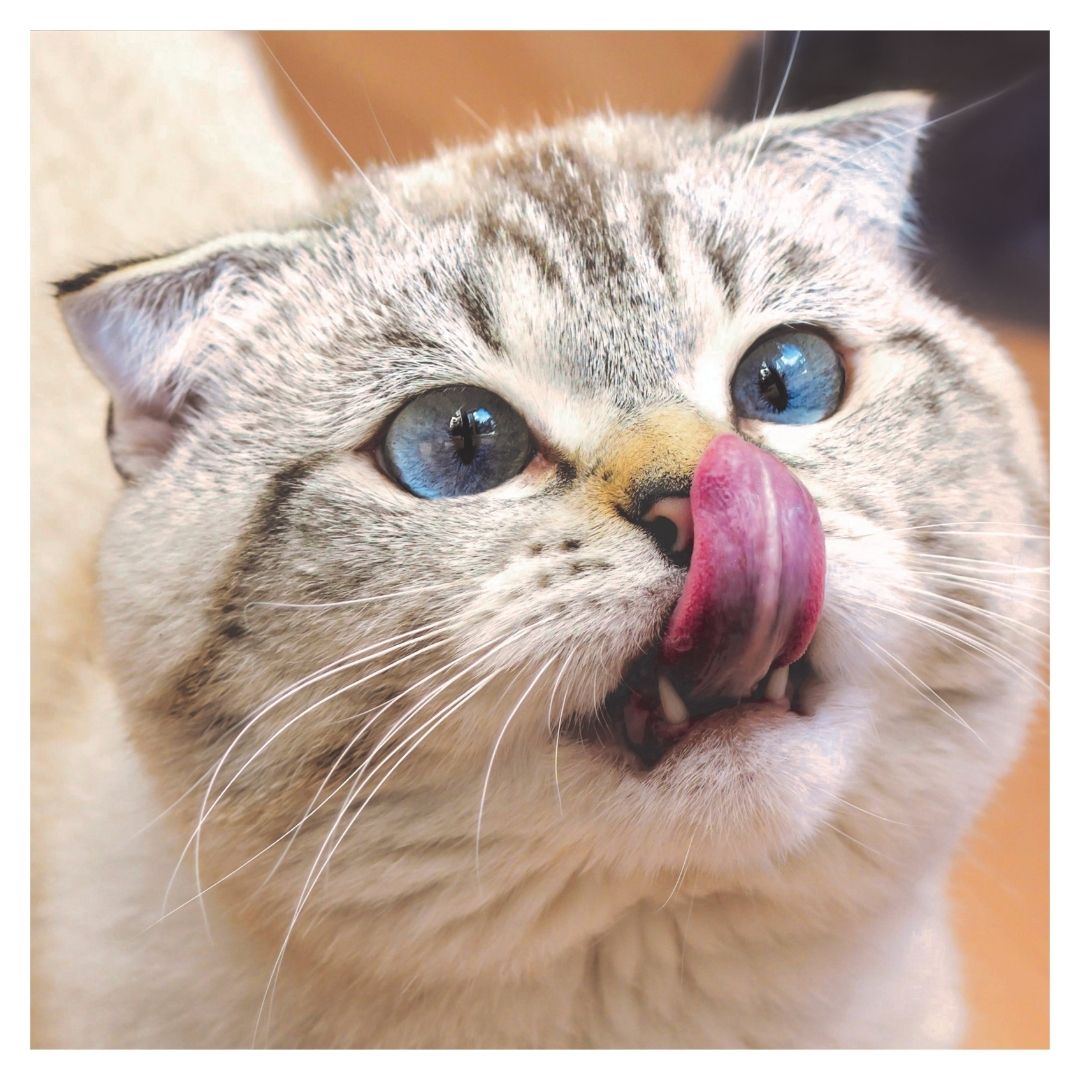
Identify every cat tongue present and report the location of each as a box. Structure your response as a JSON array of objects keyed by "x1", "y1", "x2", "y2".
[{"x1": 659, "y1": 434, "x2": 825, "y2": 703}]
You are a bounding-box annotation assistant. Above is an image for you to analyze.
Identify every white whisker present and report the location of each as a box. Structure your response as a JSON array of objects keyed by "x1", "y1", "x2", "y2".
[
  {"x1": 255, "y1": 34, "x2": 419, "y2": 242},
  {"x1": 254, "y1": 619, "x2": 560, "y2": 1043},
  {"x1": 658, "y1": 829, "x2": 696, "y2": 910},
  {"x1": 742, "y1": 30, "x2": 801, "y2": 177},
  {"x1": 861, "y1": 637, "x2": 985, "y2": 746},
  {"x1": 826, "y1": 80, "x2": 1031, "y2": 176},
  {"x1": 863, "y1": 599, "x2": 1048, "y2": 690},
  {"x1": 890, "y1": 582, "x2": 1048, "y2": 640},
  {"x1": 475, "y1": 655, "x2": 558, "y2": 875},
  {"x1": 547, "y1": 647, "x2": 578, "y2": 815},
  {"x1": 173, "y1": 617, "x2": 457, "y2": 923},
  {"x1": 750, "y1": 31, "x2": 767, "y2": 124},
  {"x1": 254, "y1": 662, "x2": 509, "y2": 1045}
]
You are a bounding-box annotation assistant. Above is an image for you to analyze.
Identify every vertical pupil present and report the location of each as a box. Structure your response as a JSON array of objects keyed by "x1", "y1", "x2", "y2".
[
  {"x1": 448, "y1": 406, "x2": 496, "y2": 464},
  {"x1": 758, "y1": 357, "x2": 789, "y2": 412}
]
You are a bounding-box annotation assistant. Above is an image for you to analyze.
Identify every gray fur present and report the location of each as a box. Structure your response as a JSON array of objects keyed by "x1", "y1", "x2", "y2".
[{"x1": 57, "y1": 94, "x2": 1046, "y2": 1047}]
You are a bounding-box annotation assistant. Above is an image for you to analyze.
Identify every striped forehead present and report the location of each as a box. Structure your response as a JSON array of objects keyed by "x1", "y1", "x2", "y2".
[{"x1": 458, "y1": 148, "x2": 707, "y2": 405}]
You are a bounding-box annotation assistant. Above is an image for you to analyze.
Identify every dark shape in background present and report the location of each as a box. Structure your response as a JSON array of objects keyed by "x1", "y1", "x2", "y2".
[{"x1": 713, "y1": 31, "x2": 1049, "y2": 327}]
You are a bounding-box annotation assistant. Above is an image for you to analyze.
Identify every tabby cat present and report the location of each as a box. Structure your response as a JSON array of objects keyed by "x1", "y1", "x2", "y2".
[{"x1": 55, "y1": 91, "x2": 1046, "y2": 1047}]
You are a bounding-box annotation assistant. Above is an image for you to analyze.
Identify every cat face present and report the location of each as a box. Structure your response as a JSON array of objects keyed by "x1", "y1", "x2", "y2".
[{"x1": 59, "y1": 94, "x2": 1046, "y2": 986}]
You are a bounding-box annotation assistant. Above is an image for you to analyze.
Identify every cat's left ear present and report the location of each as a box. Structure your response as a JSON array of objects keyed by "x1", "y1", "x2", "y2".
[{"x1": 744, "y1": 91, "x2": 932, "y2": 235}]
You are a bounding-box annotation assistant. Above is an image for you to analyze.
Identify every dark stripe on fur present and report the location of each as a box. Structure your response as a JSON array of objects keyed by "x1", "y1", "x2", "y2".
[
  {"x1": 641, "y1": 191, "x2": 670, "y2": 279},
  {"x1": 457, "y1": 269, "x2": 504, "y2": 354},
  {"x1": 705, "y1": 242, "x2": 740, "y2": 309},
  {"x1": 499, "y1": 144, "x2": 630, "y2": 289},
  {"x1": 155, "y1": 454, "x2": 328, "y2": 737},
  {"x1": 379, "y1": 325, "x2": 445, "y2": 354},
  {"x1": 52, "y1": 254, "x2": 166, "y2": 296},
  {"x1": 478, "y1": 214, "x2": 564, "y2": 289}
]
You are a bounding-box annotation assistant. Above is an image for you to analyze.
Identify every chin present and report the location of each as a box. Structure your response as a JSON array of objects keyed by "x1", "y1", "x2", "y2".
[{"x1": 547, "y1": 643, "x2": 871, "y2": 882}]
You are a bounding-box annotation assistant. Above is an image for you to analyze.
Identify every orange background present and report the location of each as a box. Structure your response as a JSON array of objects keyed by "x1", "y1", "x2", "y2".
[{"x1": 258, "y1": 31, "x2": 1049, "y2": 1048}]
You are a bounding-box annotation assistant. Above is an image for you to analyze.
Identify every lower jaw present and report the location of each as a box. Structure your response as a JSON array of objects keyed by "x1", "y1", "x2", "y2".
[
  {"x1": 587, "y1": 658, "x2": 817, "y2": 771},
  {"x1": 643, "y1": 697, "x2": 804, "y2": 764}
]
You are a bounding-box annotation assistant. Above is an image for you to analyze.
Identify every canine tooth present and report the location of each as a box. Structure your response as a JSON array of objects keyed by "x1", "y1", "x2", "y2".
[
  {"x1": 763, "y1": 665, "x2": 790, "y2": 702},
  {"x1": 657, "y1": 675, "x2": 690, "y2": 727}
]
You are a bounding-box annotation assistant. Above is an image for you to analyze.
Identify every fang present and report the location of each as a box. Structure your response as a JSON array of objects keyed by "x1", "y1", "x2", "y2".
[
  {"x1": 657, "y1": 674, "x2": 690, "y2": 727},
  {"x1": 763, "y1": 666, "x2": 790, "y2": 702}
]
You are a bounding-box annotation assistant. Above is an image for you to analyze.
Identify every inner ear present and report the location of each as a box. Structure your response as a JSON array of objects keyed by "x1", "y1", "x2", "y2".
[
  {"x1": 56, "y1": 229, "x2": 310, "y2": 482},
  {"x1": 104, "y1": 388, "x2": 203, "y2": 483}
]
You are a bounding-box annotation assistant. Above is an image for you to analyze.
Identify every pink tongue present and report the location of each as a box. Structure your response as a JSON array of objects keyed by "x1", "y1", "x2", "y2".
[{"x1": 659, "y1": 433, "x2": 825, "y2": 702}]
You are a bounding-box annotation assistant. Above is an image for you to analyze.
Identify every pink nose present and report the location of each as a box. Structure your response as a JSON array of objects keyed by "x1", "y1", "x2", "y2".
[{"x1": 658, "y1": 433, "x2": 825, "y2": 701}]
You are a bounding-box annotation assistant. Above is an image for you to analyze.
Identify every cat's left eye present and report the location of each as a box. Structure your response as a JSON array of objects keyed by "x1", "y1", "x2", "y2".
[
  {"x1": 731, "y1": 328, "x2": 845, "y2": 424},
  {"x1": 381, "y1": 385, "x2": 533, "y2": 498}
]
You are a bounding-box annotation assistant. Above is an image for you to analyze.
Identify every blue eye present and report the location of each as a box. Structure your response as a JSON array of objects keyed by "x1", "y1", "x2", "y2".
[
  {"x1": 382, "y1": 386, "x2": 533, "y2": 498},
  {"x1": 731, "y1": 329, "x2": 845, "y2": 424}
]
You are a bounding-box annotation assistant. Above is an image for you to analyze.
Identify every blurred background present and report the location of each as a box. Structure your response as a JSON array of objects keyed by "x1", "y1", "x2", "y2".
[{"x1": 258, "y1": 30, "x2": 1049, "y2": 1048}]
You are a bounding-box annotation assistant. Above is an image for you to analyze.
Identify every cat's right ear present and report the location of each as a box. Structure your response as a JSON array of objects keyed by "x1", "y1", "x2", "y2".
[{"x1": 55, "y1": 231, "x2": 308, "y2": 482}]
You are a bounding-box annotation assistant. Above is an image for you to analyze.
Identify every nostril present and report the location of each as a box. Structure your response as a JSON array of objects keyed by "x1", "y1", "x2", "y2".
[
  {"x1": 644, "y1": 515, "x2": 680, "y2": 553},
  {"x1": 642, "y1": 517, "x2": 690, "y2": 566},
  {"x1": 641, "y1": 495, "x2": 694, "y2": 567}
]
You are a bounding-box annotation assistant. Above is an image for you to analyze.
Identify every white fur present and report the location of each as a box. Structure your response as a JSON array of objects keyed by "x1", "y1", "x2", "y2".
[{"x1": 34, "y1": 33, "x2": 1045, "y2": 1049}]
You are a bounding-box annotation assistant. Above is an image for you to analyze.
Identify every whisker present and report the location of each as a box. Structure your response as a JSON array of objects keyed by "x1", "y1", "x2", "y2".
[
  {"x1": 899, "y1": 530, "x2": 1048, "y2": 543},
  {"x1": 771, "y1": 764, "x2": 912, "y2": 829},
  {"x1": 749, "y1": 31, "x2": 768, "y2": 124},
  {"x1": 254, "y1": 656, "x2": 514, "y2": 1045},
  {"x1": 547, "y1": 647, "x2": 579, "y2": 815},
  {"x1": 907, "y1": 568, "x2": 1049, "y2": 601},
  {"x1": 742, "y1": 29, "x2": 801, "y2": 177},
  {"x1": 159, "y1": 627, "x2": 515, "y2": 925},
  {"x1": 821, "y1": 820, "x2": 893, "y2": 864},
  {"x1": 255, "y1": 34, "x2": 418, "y2": 241},
  {"x1": 475, "y1": 655, "x2": 558, "y2": 875},
  {"x1": 862, "y1": 599, "x2": 1048, "y2": 690},
  {"x1": 889, "y1": 582, "x2": 1049, "y2": 640},
  {"x1": 874, "y1": 520, "x2": 1048, "y2": 535},
  {"x1": 262, "y1": 624, "x2": 548, "y2": 885},
  {"x1": 907, "y1": 552, "x2": 1048, "y2": 575},
  {"x1": 172, "y1": 617, "x2": 456, "y2": 922},
  {"x1": 255, "y1": 619, "x2": 562, "y2": 1041},
  {"x1": 454, "y1": 96, "x2": 493, "y2": 134},
  {"x1": 860, "y1": 637, "x2": 985, "y2": 746},
  {"x1": 658, "y1": 829, "x2": 696, "y2": 910},
  {"x1": 825, "y1": 78, "x2": 1033, "y2": 176}
]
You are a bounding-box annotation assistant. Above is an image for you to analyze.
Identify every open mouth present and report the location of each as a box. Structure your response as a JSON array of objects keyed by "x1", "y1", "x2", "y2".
[
  {"x1": 574, "y1": 432, "x2": 826, "y2": 770},
  {"x1": 587, "y1": 644, "x2": 816, "y2": 769}
]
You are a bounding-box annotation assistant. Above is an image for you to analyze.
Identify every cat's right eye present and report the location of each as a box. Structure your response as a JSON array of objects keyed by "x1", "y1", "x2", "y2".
[{"x1": 380, "y1": 385, "x2": 533, "y2": 498}]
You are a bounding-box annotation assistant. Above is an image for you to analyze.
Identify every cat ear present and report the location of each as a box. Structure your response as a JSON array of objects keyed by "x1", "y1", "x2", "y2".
[
  {"x1": 744, "y1": 91, "x2": 932, "y2": 234},
  {"x1": 56, "y1": 231, "x2": 307, "y2": 481}
]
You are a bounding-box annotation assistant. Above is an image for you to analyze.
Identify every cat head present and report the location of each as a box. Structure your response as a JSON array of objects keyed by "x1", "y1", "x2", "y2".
[{"x1": 58, "y1": 93, "x2": 1046, "y2": 987}]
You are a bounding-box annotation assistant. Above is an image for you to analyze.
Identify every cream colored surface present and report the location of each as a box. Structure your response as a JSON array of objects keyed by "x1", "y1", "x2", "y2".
[{"x1": 31, "y1": 30, "x2": 319, "y2": 1045}]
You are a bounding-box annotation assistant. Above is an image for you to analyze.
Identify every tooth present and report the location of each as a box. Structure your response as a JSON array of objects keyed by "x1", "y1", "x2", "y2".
[
  {"x1": 657, "y1": 675, "x2": 690, "y2": 727},
  {"x1": 763, "y1": 665, "x2": 790, "y2": 702}
]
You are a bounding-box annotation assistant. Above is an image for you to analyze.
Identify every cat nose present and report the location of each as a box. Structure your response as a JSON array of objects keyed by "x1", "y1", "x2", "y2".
[{"x1": 640, "y1": 493, "x2": 694, "y2": 565}]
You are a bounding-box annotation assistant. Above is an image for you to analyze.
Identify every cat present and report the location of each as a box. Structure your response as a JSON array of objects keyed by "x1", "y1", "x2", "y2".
[{"x1": 42, "y1": 45, "x2": 1046, "y2": 1046}]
